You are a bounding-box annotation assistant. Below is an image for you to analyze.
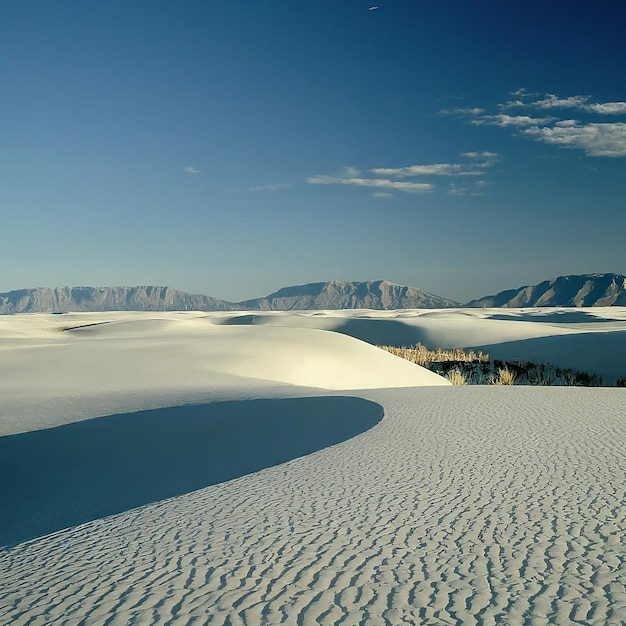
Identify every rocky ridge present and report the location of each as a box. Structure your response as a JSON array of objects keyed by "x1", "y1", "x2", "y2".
[
  {"x1": 467, "y1": 273, "x2": 626, "y2": 308},
  {"x1": 2, "y1": 274, "x2": 626, "y2": 314},
  {"x1": 239, "y1": 280, "x2": 459, "y2": 311},
  {"x1": 0, "y1": 286, "x2": 233, "y2": 314}
]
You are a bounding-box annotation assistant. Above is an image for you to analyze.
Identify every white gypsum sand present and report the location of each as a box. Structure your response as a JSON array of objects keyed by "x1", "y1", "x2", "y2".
[
  {"x1": 215, "y1": 306, "x2": 626, "y2": 383},
  {"x1": 1, "y1": 309, "x2": 625, "y2": 625},
  {"x1": 0, "y1": 311, "x2": 447, "y2": 437}
]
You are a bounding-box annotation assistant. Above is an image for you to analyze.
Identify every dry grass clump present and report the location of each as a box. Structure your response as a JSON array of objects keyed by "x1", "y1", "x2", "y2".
[
  {"x1": 490, "y1": 367, "x2": 516, "y2": 385},
  {"x1": 382, "y1": 343, "x2": 489, "y2": 367},
  {"x1": 380, "y1": 343, "x2": 610, "y2": 387},
  {"x1": 447, "y1": 369, "x2": 467, "y2": 385}
]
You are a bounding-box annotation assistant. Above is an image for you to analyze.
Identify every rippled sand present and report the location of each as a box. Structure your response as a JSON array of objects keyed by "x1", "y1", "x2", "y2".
[{"x1": 2, "y1": 387, "x2": 625, "y2": 624}]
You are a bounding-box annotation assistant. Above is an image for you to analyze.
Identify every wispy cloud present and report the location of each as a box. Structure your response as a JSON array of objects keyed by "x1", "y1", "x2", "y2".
[
  {"x1": 308, "y1": 154, "x2": 499, "y2": 197},
  {"x1": 588, "y1": 102, "x2": 626, "y2": 115},
  {"x1": 370, "y1": 152, "x2": 499, "y2": 179},
  {"x1": 185, "y1": 166, "x2": 201, "y2": 174},
  {"x1": 461, "y1": 151, "x2": 499, "y2": 159},
  {"x1": 522, "y1": 122, "x2": 626, "y2": 157},
  {"x1": 247, "y1": 183, "x2": 291, "y2": 192},
  {"x1": 371, "y1": 163, "x2": 470, "y2": 177},
  {"x1": 472, "y1": 114, "x2": 554, "y2": 127},
  {"x1": 307, "y1": 173, "x2": 433, "y2": 193},
  {"x1": 509, "y1": 87, "x2": 540, "y2": 98},
  {"x1": 534, "y1": 94, "x2": 589, "y2": 110},
  {"x1": 437, "y1": 107, "x2": 485, "y2": 116},
  {"x1": 451, "y1": 89, "x2": 626, "y2": 157},
  {"x1": 341, "y1": 166, "x2": 361, "y2": 177},
  {"x1": 447, "y1": 183, "x2": 483, "y2": 197},
  {"x1": 372, "y1": 191, "x2": 393, "y2": 198},
  {"x1": 501, "y1": 91, "x2": 626, "y2": 116}
]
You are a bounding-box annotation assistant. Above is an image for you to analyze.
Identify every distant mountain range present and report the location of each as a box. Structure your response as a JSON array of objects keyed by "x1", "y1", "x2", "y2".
[
  {"x1": 0, "y1": 281, "x2": 457, "y2": 314},
  {"x1": 467, "y1": 273, "x2": 626, "y2": 307},
  {"x1": 239, "y1": 280, "x2": 459, "y2": 310},
  {"x1": 1, "y1": 274, "x2": 625, "y2": 314},
  {"x1": 0, "y1": 286, "x2": 233, "y2": 315}
]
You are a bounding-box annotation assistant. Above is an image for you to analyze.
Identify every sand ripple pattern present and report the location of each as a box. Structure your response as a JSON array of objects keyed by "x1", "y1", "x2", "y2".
[{"x1": 1, "y1": 387, "x2": 625, "y2": 625}]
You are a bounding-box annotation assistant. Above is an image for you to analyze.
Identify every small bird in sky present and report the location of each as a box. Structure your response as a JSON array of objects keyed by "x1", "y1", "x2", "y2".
[{"x1": 369, "y1": 6, "x2": 378, "y2": 10}]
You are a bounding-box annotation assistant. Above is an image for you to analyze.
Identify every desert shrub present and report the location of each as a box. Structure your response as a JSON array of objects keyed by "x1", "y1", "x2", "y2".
[
  {"x1": 562, "y1": 370, "x2": 577, "y2": 386},
  {"x1": 527, "y1": 364, "x2": 553, "y2": 386},
  {"x1": 380, "y1": 344, "x2": 609, "y2": 387},
  {"x1": 574, "y1": 370, "x2": 603, "y2": 387},
  {"x1": 379, "y1": 343, "x2": 489, "y2": 366},
  {"x1": 490, "y1": 367, "x2": 516, "y2": 386},
  {"x1": 617, "y1": 375, "x2": 626, "y2": 387},
  {"x1": 447, "y1": 369, "x2": 467, "y2": 385}
]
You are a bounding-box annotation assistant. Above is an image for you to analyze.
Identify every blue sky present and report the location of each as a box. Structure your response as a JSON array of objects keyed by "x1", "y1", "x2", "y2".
[{"x1": 2, "y1": 1, "x2": 625, "y2": 303}]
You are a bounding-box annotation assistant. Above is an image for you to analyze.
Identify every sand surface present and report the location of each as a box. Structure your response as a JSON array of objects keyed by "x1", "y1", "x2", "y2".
[
  {"x1": 1, "y1": 309, "x2": 625, "y2": 624},
  {"x1": 216, "y1": 307, "x2": 626, "y2": 383}
]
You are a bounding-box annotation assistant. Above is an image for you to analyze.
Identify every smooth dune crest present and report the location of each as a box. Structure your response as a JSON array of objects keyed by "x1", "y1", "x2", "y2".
[{"x1": 0, "y1": 312, "x2": 448, "y2": 436}]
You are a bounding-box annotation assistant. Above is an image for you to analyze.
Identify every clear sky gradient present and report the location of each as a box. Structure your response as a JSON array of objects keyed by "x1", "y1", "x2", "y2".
[{"x1": 2, "y1": 1, "x2": 625, "y2": 303}]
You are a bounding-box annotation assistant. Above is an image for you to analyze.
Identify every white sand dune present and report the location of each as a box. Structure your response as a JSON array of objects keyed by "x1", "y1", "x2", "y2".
[
  {"x1": 217, "y1": 307, "x2": 626, "y2": 381},
  {"x1": 0, "y1": 396, "x2": 383, "y2": 547},
  {"x1": 0, "y1": 312, "x2": 447, "y2": 437},
  {"x1": 1, "y1": 309, "x2": 626, "y2": 624}
]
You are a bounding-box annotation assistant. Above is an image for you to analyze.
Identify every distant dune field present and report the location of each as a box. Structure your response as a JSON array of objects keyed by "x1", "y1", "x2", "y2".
[{"x1": 1, "y1": 309, "x2": 625, "y2": 625}]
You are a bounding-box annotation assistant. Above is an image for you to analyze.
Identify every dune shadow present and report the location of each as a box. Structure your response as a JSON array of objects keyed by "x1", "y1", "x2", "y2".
[
  {"x1": 473, "y1": 330, "x2": 626, "y2": 383},
  {"x1": 0, "y1": 396, "x2": 382, "y2": 547},
  {"x1": 219, "y1": 314, "x2": 266, "y2": 325},
  {"x1": 333, "y1": 319, "x2": 428, "y2": 347},
  {"x1": 488, "y1": 311, "x2": 621, "y2": 324}
]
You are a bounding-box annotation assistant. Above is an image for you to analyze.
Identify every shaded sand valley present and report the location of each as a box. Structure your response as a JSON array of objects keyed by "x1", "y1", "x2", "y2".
[{"x1": 0, "y1": 397, "x2": 382, "y2": 547}]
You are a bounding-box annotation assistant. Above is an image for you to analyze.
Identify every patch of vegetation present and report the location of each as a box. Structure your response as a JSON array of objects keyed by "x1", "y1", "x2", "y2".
[
  {"x1": 383, "y1": 344, "x2": 489, "y2": 367},
  {"x1": 491, "y1": 367, "x2": 516, "y2": 386},
  {"x1": 379, "y1": 343, "x2": 614, "y2": 387},
  {"x1": 447, "y1": 368, "x2": 467, "y2": 386}
]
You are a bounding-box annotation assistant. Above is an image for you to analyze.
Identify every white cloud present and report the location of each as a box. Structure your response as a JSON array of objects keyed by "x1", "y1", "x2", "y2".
[
  {"x1": 437, "y1": 107, "x2": 485, "y2": 116},
  {"x1": 461, "y1": 151, "x2": 499, "y2": 159},
  {"x1": 185, "y1": 166, "x2": 201, "y2": 174},
  {"x1": 522, "y1": 122, "x2": 626, "y2": 157},
  {"x1": 447, "y1": 183, "x2": 480, "y2": 196},
  {"x1": 447, "y1": 179, "x2": 488, "y2": 196},
  {"x1": 588, "y1": 101, "x2": 626, "y2": 115},
  {"x1": 534, "y1": 94, "x2": 590, "y2": 110},
  {"x1": 501, "y1": 90, "x2": 626, "y2": 116},
  {"x1": 534, "y1": 94, "x2": 626, "y2": 115},
  {"x1": 247, "y1": 183, "x2": 291, "y2": 192},
  {"x1": 370, "y1": 153, "x2": 499, "y2": 179},
  {"x1": 342, "y1": 166, "x2": 361, "y2": 177},
  {"x1": 472, "y1": 114, "x2": 554, "y2": 127},
  {"x1": 308, "y1": 153, "x2": 500, "y2": 197},
  {"x1": 499, "y1": 99, "x2": 527, "y2": 110},
  {"x1": 449, "y1": 89, "x2": 626, "y2": 158},
  {"x1": 509, "y1": 87, "x2": 539, "y2": 98},
  {"x1": 307, "y1": 174, "x2": 433, "y2": 193},
  {"x1": 371, "y1": 163, "x2": 477, "y2": 177}
]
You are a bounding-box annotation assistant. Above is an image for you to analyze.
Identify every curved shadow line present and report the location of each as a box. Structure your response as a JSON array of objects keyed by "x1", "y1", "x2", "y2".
[
  {"x1": 334, "y1": 319, "x2": 429, "y2": 347},
  {"x1": 0, "y1": 396, "x2": 383, "y2": 547}
]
